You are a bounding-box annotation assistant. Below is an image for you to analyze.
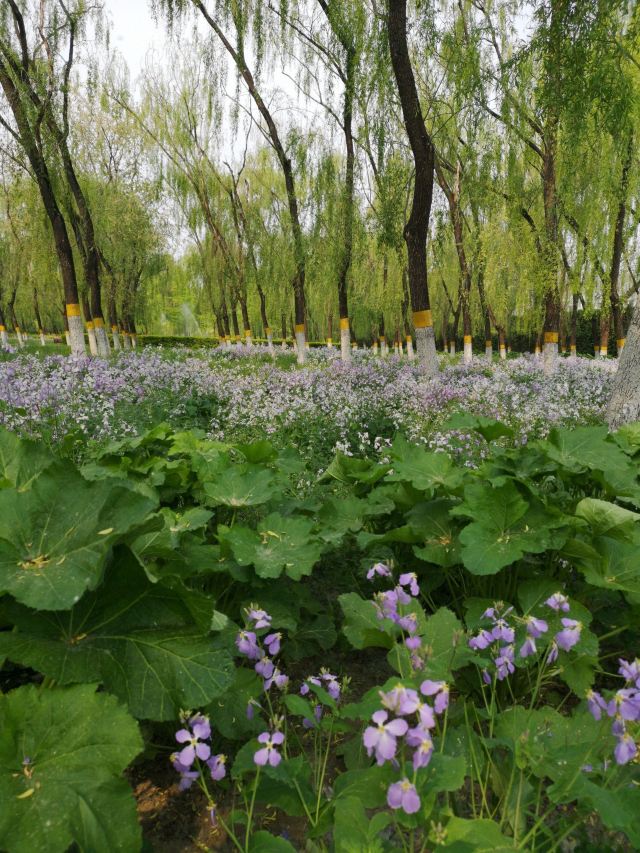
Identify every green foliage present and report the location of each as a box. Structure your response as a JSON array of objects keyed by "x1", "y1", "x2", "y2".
[{"x1": 0, "y1": 684, "x2": 142, "y2": 853}]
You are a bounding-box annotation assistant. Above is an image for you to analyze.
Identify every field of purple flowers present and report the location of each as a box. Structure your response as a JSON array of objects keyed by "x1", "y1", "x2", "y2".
[{"x1": 0, "y1": 346, "x2": 614, "y2": 462}]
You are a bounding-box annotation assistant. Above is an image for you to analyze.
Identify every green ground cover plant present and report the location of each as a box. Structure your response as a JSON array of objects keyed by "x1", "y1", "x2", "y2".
[{"x1": 0, "y1": 416, "x2": 638, "y2": 851}]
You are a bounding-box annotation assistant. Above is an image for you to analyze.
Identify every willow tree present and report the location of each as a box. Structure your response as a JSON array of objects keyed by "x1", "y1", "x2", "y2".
[
  {"x1": 156, "y1": 0, "x2": 310, "y2": 363},
  {"x1": 386, "y1": 0, "x2": 438, "y2": 375},
  {"x1": 0, "y1": 0, "x2": 86, "y2": 353}
]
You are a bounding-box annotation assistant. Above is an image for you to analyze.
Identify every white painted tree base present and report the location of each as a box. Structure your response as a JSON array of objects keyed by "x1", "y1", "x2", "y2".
[
  {"x1": 68, "y1": 316, "x2": 86, "y2": 356},
  {"x1": 415, "y1": 326, "x2": 438, "y2": 378},
  {"x1": 340, "y1": 327, "x2": 352, "y2": 363}
]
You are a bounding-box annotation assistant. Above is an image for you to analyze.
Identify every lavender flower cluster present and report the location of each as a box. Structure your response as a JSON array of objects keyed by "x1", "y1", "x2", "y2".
[
  {"x1": 468, "y1": 593, "x2": 582, "y2": 684},
  {"x1": 363, "y1": 680, "x2": 449, "y2": 814},
  {"x1": 587, "y1": 658, "x2": 640, "y2": 765},
  {"x1": 0, "y1": 349, "x2": 613, "y2": 459}
]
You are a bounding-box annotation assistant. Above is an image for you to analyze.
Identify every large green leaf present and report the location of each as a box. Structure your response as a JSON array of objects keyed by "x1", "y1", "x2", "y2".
[
  {"x1": 454, "y1": 481, "x2": 567, "y2": 574},
  {"x1": 439, "y1": 817, "x2": 516, "y2": 851},
  {"x1": 0, "y1": 552, "x2": 235, "y2": 720},
  {"x1": 203, "y1": 464, "x2": 278, "y2": 507},
  {"x1": 225, "y1": 513, "x2": 323, "y2": 580},
  {"x1": 408, "y1": 499, "x2": 463, "y2": 567},
  {"x1": 388, "y1": 442, "x2": 464, "y2": 494},
  {"x1": 333, "y1": 797, "x2": 389, "y2": 853},
  {"x1": 0, "y1": 428, "x2": 54, "y2": 490},
  {"x1": 564, "y1": 532, "x2": 640, "y2": 598},
  {"x1": 0, "y1": 465, "x2": 157, "y2": 610},
  {"x1": 338, "y1": 592, "x2": 394, "y2": 650},
  {"x1": 0, "y1": 684, "x2": 142, "y2": 853},
  {"x1": 574, "y1": 498, "x2": 640, "y2": 538}
]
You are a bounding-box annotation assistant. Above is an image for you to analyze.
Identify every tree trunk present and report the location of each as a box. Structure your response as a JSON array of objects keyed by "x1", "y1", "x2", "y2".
[
  {"x1": 0, "y1": 66, "x2": 85, "y2": 355},
  {"x1": 194, "y1": 3, "x2": 308, "y2": 360},
  {"x1": 607, "y1": 298, "x2": 640, "y2": 428},
  {"x1": 570, "y1": 292, "x2": 579, "y2": 358},
  {"x1": 609, "y1": 133, "x2": 633, "y2": 356},
  {"x1": 387, "y1": 0, "x2": 437, "y2": 376}
]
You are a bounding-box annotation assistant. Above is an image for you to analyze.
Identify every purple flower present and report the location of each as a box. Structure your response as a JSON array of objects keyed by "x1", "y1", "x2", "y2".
[
  {"x1": 520, "y1": 636, "x2": 537, "y2": 658},
  {"x1": 374, "y1": 590, "x2": 399, "y2": 621},
  {"x1": 555, "y1": 618, "x2": 582, "y2": 652},
  {"x1": 321, "y1": 671, "x2": 341, "y2": 700},
  {"x1": 619, "y1": 658, "x2": 640, "y2": 686},
  {"x1": 207, "y1": 754, "x2": 227, "y2": 781},
  {"x1": 482, "y1": 669, "x2": 492, "y2": 685},
  {"x1": 171, "y1": 753, "x2": 200, "y2": 790},
  {"x1": 586, "y1": 690, "x2": 608, "y2": 721},
  {"x1": 614, "y1": 733, "x2": 637, "y2": 765},
  {"x1": 416, "y1": 701, "x2": 436, "y2": 729},
  {"x1": 379, "y1": 685, "x2": 420, "y2": 716},
  {"x1": 236, "y1": 630, "x2": 261, "y2": 660},
  {"x1": 399, "y1": 572, "x2": 420, "y2": 597},
  {"x1": 303, "y1": 705, "x2": 323, "y2": 729},
  {"x1": 469, "y1": 629, "x2": 493, "y2": 651},
  {"x1": 412, "y1": 733, "x2": 434, "y2": 770},
  {"x1": 420, "y1": 680, "x2": 449, "y2": 714},
  {"x1": 254, "y1": 731, "x2": 284, "y2": 766},
  {"x1": 367, "y1": 562, "x2": 392, "y2": 580},
  {"x1": 264, "y1": 632, "x2": 281, "y2": 656},
  {"x1": 363, "y1": 710, "x2": 408, "y2": 765},
  {"x1": 300, "y1": 676, "x2": 321, "y2": 696},
  {"x1": 397, "y1": 613, "x2": 418, "y2": 633},
  {"x1": 608, "y1": 689, "x2": 640, "y2": 721},
  {"x1": 612, "y1": 715, "x2": 625, "y2": 737},
  {"x1": 491, "y1": 619, "x2": 515, "y2": 644},
  {"x1": 525, "y1": 616, "x2": 548, "y2": 638},
  {"x1": 255, "y1": 656, "x2": 275, "y2": 679},
  {"x1": 545, "y1": 592, "x2": 570, "y2": 612},
  {"x1": 547, "y1": 642, "x2": 559, "y2": 664},
  {"x1": 495, "y1": 645, "x2": 515, "y2": 680},
  {"x1": 481, "y1": 607, "x2": 497, "y2": 620},
  {"x1": 247, "y1": 607, "x2": 271, "y2": 629},
  {"x1": 264, "y1": 667, "x2": 289, "y2": 691},
  {"x1": 405, "y1": 636, "x2": 421, "y2": 651},
  {"x1": 387, "y1": 779, "x2": 421, "y2": 814},
  {"x1": 175, "y1": 718, "x2": 211, "y2": 766},
  {"x1": 394, "y1": 585, "x2": 412, "y2": 606}
]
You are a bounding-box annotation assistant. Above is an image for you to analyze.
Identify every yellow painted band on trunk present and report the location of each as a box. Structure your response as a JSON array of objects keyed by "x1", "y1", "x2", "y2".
[
  {"x1": 0, "y1": 325, "x2": 5, "y2": 332},
  {"x1": 15, "y1": 327, "x2": 20, "y2": 333},
  {"x1": 265, "y1": 327, "x2": 272, "y2": 335},
  {"x1": 351, "y1": 341, "x2": 357, "y2": 347},
  {"x1": 326, "y1": 338, "x2": 332, "y2": 344},
  {"x1": 600, "y1": 347, "x2": 608, "y2": 354},
  {"x1": 464, "y1": 335, "x2": 472, "y2": 344},
  {"x1": 570, "y1": 344, "x2": 577, "y2": 351},
  {"x1": 413, "y1": 309, "x2": 432, "y2": 328},
  {"x1": 295, "y1": 324, "x2": 305, "y2": 334},
  {"x1": 543, "y1": 332, "x2": 559, "y2": 344},
  {"x1": 406, "y1": 335, "x2": 412, "y2": 342},
  {"x1": 244, "y1": 329, "x2": 251, "y2": 336},
  {"x1": 93, "y1": 317, "x2": 104, "y2": 328},
  {"x1": 339, "y1": 317, "x2": 349, "y2": 331},
  {"x1": 500, "y1": 345, "x2": 506, "y2": 351},
  {"x1": 66, "y1": 303, "x2": 81, "y2": 318},
  {"x1": 485, "y1": 340, "x2": 492, "y2": 347},
  {"x1": 86, "y1": 321, "x2": 94, "y2": 330},
  {"x1": 617, "y1": 338, "x2": 625, "y2": 348},
  {"x1": 111, "y1": 325, "x2": 118, "y2": 332},
  {"x1": 380, "y1": 336, "x2": 386, "y2": 342}
]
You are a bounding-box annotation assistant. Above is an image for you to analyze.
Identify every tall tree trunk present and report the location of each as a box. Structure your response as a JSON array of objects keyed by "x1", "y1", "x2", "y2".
[
  {"x1": 0, "y1": 66, "x2": 85, "y2": 355},
  {"x1": 387, "y1": 0, "x2": 438, "y2": 376},
  {"x1": 570, "y1": 292, "x2": 579, "y2": 358},
  {"x1": 33, "y1": 287, "x2": 45, "y2": 345},
  {"x1": 541, "y1": 122, "x2": 560, "y2": 371},
  {"x1": 607, "y1": 298, "x2": 640, "y2": 428},
  {"x1": 609, "y1": 133, "x2": 633, "y2": 356},
  {"x1": 193, "y1": 2, "x2": 308, "y2": 361}
]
